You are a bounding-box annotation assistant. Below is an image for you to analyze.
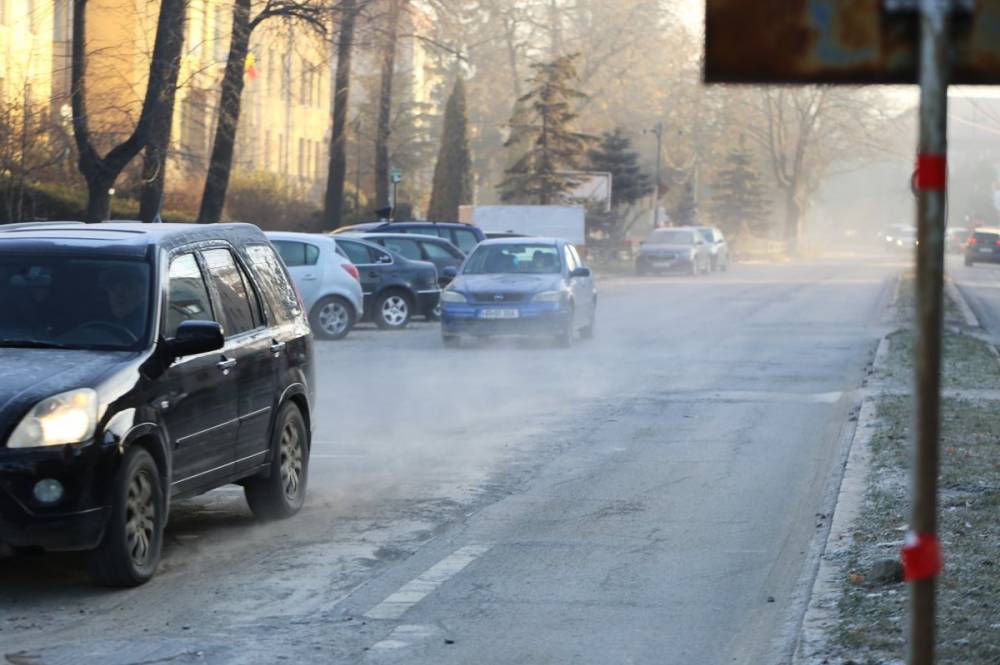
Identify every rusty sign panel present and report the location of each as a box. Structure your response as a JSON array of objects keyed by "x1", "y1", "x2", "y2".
[{"x1": 704, "y1": 0, "x2": 1000, "y2": 84}]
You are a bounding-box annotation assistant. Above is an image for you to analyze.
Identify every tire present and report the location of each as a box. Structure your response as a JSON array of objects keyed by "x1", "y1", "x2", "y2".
[
  {"x1": 555, "y1": 308, "x2": 575, "y2": 348},
  {"x1": 426, "y1": 302, "x2": 442, "y2": 322},
  {"x1": 688, "y1": 261, "x2": 699, "y2": 277},
  {"x1": 636, "y1": 264, "x2": 646, "y2": 277},
  {"x1": 374, "y1": 290, "x2": 413, "y2": 330},
  {"x1": 245, "y1": 403, "x2": 309, "y2": 520},
  {"x1": 88, "y1": 447, "x2": 164, "y2": 587},
  {"x1": 965, "y1": 256, "x2": 974, "y2": 267},
  {"x1": 581, "y1": 307, "x2": 596, "y2": 340},
  {"x1": 442, "y1": 334, "x2": 460, "y2": 349},
  {"x1": 310, "y1": 296, "x2": 355, "y2": 340}
]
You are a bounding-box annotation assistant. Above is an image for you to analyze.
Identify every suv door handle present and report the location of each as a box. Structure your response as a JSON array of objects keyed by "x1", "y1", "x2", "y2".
[
  {"x1": 217, "y1": 358, "x2": 238, "y2": 373},
  {"x1": 270, "y1": 341, "x2": 286, "y2": 355}
]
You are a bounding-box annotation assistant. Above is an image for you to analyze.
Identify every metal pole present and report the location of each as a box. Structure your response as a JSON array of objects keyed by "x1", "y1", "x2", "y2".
[
  {"x1": 651, "y1": 122, "x2": 663, "y2": 228},
  {"x1": 910, "y1": 2, "x2": 949, "y2": 664}
]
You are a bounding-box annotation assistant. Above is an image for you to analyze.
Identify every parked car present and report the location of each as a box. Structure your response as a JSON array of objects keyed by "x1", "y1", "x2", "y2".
[
  {"x1": 964, "y1": 227, "x2": 1000, "y2": 266},
  {"x1": 266, "y1": 232, "x2": 363, "y2": 341},
  {"x1": 440, "y1": 238, "x2": 597, "y2": 348},
  {"x1": 334, "y1": 236, "x2": 440, "y2": 328},
  {"x1": 693, "y1": 226, "x2": 730, "y2": 271},
  {"x1": 343, "y1": 232, "x2": 465, "y2": 288},
  {"x1": 635, "y1": 227, "x2": 712, "y2": 276},
  {"x1": 0, "y1": 222, "x2": 314, "y2": 586},
  {"x1": 331, "y1": 221, "x2": 485, "y2": 253}
]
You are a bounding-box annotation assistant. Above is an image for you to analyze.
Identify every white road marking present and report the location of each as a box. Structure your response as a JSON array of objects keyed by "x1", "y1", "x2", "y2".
[
  {"x1": 310, "y1": 453, "x2": 370, "y2": 459},
  {"x1": 369, "y1": 624, "x2": 439, "y2": 651},
  {"x1": 659, "y1": 390, "x2": 845, "y2": 405},
  {"x1": 364, "y1": 544, "x2": 491, "y2": 621}
]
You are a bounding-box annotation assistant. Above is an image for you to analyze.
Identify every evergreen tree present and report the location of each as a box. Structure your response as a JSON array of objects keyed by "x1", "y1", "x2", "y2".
[
  {"x1": 427, "y1": 78, "x2": 473, "y2": 221},
  {"x1": 500, "y1": 54, "x2": 594, "y2": 204},
  {"x1": 708, "y1": 141, "x2": 770, "y2": 236},
  {"x1": 588, "y1": 128, "x2": 653, "y2": 209}
]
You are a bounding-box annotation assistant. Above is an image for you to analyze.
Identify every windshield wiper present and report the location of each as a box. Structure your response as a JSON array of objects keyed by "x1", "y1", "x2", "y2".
[{"x1": 0, "y1": 339, "x2": 75, "y2": 350}]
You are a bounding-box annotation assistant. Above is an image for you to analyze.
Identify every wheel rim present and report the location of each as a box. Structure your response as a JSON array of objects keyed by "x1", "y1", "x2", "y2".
[
  {"x1": 381, "y1": 296, "x2": 408, "y2": 326},
  {"x1": 318, "y1": 301, "x2": 349, "y2": 336},
  {"x1": 279, "y1": 420, "x2": 303, "y2": 502},
  {"x1": 125, "y1": 469, "x2": 156, "y2": 567},
  {"x1": 433, "y1": 303, "x2": 442, "y2": 318}
]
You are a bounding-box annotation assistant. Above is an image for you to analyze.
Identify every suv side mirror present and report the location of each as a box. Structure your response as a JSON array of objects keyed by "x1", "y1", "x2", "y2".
[
  {"x1": 442, "y1": 266, "x2": 459, "y2": 280},
  {"x1": 166, "y1": 320, "x2": 224, "y2": 360},
  {"x1": 569, "y1": 267, "x2": 592, "y2": 279}
]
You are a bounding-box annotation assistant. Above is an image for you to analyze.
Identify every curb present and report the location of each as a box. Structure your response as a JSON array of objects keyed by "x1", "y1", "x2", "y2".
[
  {"x1": 792, "y1": 334, "x2": 890, "y2": 664},
  {"x1": 945, "y1": 277, "x2": 980, "y2": 329}
]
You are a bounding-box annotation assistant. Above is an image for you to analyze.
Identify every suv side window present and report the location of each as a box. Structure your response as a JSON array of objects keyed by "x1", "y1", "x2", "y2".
[
  {"x1": 202, "y1": 248, "x2": 262, "y2": 337},
  {"x1": 453, "y1": 229, "x2": 478, "y2": 253},
  {"x1": 273, "y1": 240, "x2": 319, "y2": 267},
  {"x1": 422, "y1": 241, "x2": 459, "y2": 260},
  {"x1": 246, "y1": 244, "x2": 301, "y2": 324},
  {"x1": 165, "y1": 253, "x2": 214, "y2": 338}
]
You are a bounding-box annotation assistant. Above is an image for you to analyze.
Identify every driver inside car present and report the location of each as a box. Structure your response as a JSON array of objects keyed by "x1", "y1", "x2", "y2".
[{"x1": 97, "y1": 264, "x2": 147, "y2": 341}]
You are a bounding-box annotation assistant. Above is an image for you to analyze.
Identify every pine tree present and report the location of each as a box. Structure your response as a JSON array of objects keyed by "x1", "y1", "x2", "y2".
[
  {"x1": 499, "y1": 54, "x2": 593, "y2": 205},
  {"x1": 427, "y1": 78, "x2": 473, "y2": 221},
  {"x1": 708, "y1": 141, "x2": 771, "y2": 236},
  {"x1": 588, "y1": 128, "x2": 653, "y2": 209}
]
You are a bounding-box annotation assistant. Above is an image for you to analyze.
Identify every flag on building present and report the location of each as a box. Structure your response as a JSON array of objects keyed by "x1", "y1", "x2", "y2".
[{"x1": 246, "y1": 52, "x2": 258, "y2": 80}]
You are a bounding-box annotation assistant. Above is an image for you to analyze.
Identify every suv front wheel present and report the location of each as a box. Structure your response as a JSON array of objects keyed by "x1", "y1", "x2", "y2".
[
  {"x1": 245, "y1": 403, "x2": 309, "y2": 520},
  {"x1": 89, "y1": 447, "x2": 165, "y2": 587}
]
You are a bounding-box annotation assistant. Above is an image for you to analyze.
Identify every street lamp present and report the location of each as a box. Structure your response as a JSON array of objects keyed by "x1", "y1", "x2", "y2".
[{"x1": 644, "y1": 122, "x2": 664, "y2": 228}]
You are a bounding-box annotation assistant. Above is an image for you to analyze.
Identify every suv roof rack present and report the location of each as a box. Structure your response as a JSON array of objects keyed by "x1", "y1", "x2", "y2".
[{"x1": 0, "y1": 221, "x2": 87, "y2": 232}]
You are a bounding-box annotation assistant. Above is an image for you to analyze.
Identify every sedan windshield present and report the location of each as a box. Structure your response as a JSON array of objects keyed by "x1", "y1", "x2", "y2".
[
  {"x1": 649, "y1": 230, "x2": 696, "y2": 245},
  {"x1": 0, "y1": 255, "x2": 152, "y2": 350},
  {"x1": 463, "y1": 244, "x2": 562, "y2": 275}
]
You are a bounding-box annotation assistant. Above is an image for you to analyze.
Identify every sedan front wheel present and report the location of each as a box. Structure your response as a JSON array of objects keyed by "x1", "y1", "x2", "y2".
[{"x1": 374, "y1": 291, "x2": 413, "y2": 329}]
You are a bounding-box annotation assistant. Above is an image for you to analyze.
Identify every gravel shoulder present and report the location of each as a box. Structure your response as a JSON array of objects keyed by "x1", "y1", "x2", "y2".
[{"x1": 801, "y1": 272, "x2": 1000, "y2": 664}]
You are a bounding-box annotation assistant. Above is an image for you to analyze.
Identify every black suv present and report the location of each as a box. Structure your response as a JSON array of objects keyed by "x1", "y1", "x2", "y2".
[
  {"x1": 332, "y1": 221, "x2": 485, "y2": 254},
  {"x1": 964, "y1": 227, "x2": 1000, "y2": 266},
  {"x1": 0, "y1": 222, "x2": 314, "y2": 586},
  {"x1": 334, "y1": 236, "x2": 440, "y2": 327}
]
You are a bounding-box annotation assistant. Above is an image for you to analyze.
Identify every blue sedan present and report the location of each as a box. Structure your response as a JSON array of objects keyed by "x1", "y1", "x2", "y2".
[{"x1": 440, "y1": 238, "x2": 597, "y2": 348}]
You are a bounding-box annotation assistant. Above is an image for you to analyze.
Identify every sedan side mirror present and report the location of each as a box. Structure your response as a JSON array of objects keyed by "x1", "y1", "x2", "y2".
[
  {"x1": 569, "y1": 267, "x2": 592, "y2": 278},
  {"x1": 166, "y1": 320, "x2": 224, "y2": 360},
  {"x1": 442, "y1": 266, "x2": 459, "y2": 280}
]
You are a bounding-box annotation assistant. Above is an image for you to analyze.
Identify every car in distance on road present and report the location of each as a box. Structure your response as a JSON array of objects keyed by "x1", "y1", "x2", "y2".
[
  {"x1": 267, "y1": 232, "x2": 363, "y2": 340},
  {"x1": 334, "y1": 236, "x2": 441, "y2": 329},
  {"x1": 0, "y1": 222, "x2": 314, "y2": 587},
  {"x1": 964, "y1": 227, "x2": 1000, "y2": 266},
  {"x1": 635, "y1": 227, "x2": 712, "y2": 276},
  {"x1": 331, "y1": 221, "x2": 486, "y2": 254},
  {"x1": 440, "y1": 238, "x2": 596, "y2": 348},
  {"x1": 346, "y1": 232, "x2": 465, "y2": 288},
  {"x1": 693, "y1": 226, "x2": 729, "y2": 271},
  {"x1": 946, "y1": 227, "x2": 969, "y2": 254}
]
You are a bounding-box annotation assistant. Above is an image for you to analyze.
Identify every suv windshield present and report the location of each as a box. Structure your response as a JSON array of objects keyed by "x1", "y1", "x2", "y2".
[
  {"x1": 0, "y1": 255, "x2": 152, "y2": 350},
  {"x1": 463, "y1": 244, "x2": 561, "y2": 275},
  {"x1": 649, "y1": 230, "x2": 696, "y2": 245}
]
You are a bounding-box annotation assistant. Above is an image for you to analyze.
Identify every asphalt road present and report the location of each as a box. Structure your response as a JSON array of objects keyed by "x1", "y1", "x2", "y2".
[
  {"x1": 950, "y1": 252, "x2": 1000, "y2": 337},
  {"x1": 0, "y1": 256, "x2": 899, "y2": 665}
]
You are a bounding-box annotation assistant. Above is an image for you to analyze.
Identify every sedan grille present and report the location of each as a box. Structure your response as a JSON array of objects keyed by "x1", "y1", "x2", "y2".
[{"x1": 470, "y1": 292, "x2": 527, "y2": 303}]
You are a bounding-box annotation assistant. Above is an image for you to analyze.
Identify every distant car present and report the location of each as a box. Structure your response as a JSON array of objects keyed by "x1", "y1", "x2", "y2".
[
  {"x1": 946, "y1": 227, "x2": 969, "y2": 254},
  {"x1": 880, "y1": 224, "x2": 916, "y2": 252},
  {"x1": 331, "y1": 221, "x2": 485, "y2": 254},
  {"x1": 0, "y1": 222, "x2": 313, "y2": 587},
  {"x1": 635, "y1": 227, "x2": 712, "y2": 276},
  {"x1": 964, "y1": 227, "x2": 1000, "y2": 266},
  {"x1": 334, "y1": 236, "x2": 440, "y2": 329},
  {"x1": 440, "y1": 238, "x2": 597, "y2": 348},
  {"x1": 693, "y1": 226, "x2": 729, "y2": 271},
  {"x1": 341, "y1": 232, "x2": 465, "y2": 289},
  {"x1": 266, "y1": 232, "x2": 363, "y2": 341}
]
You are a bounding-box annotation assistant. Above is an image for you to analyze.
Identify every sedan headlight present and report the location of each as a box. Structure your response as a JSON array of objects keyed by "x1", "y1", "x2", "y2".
[
  {"x1": 441, "y1": 290, "x2": 468, "y2": 303},
  {"x1": 7, "y1": 389, "x2": 98, "y2": 448},
  {"x1": 532, "y1": 290, "x2": 565, "y2": 303}
]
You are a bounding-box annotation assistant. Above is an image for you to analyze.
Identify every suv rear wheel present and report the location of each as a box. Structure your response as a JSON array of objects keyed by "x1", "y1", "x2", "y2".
[
  {"x1": 374, "y1": 291, "x2": 413, "y2": 329},
  {"x1": 89, "y1": 447, "x2": 164, "y2": 587},
  {"x1": 245, "y1": 403, "x2": 309, "y2": 520}
]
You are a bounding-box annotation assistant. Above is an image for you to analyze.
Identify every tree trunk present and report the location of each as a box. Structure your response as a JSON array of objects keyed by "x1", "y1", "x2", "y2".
[
  {"x1": 86, "y1": 175, "x2": 114, "y2": 222},
  {"x1": 197, "y1": 0, "x2": 252, "y2": 223},
  {"x1": 322, "y1": 0, "x2": 358, "y2": 229},
  {"x1": 375, "y1": 0, "x2": 402, "y2": 211},
  {"x1": 783, "y1": 188, "x2": 801, "y2": 254}
]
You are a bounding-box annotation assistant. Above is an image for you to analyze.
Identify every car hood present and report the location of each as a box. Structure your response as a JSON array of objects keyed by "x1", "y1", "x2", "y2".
[
  {"x1": 0, "y1": 348, "x2": 136, "y2": 439},
  {"x1": 454, "y1": 273, "x2": 565, "y2": 295},
  {"x1": 640, "y1": 243, "x2": 697, "y2": 254}
]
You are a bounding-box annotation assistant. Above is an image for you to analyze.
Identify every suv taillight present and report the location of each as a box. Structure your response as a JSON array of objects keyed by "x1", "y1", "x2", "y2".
[{"x1": 342, "y1": 263, "x2": 360, "y2": 282}]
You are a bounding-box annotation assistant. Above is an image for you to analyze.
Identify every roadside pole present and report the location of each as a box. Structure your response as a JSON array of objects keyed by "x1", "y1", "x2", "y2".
[
  {"x1": 646, "y1": 122, "x2": 664, "y2": 228},
  {"x1": 907, "y1": 2, "x2": 949, "y2": 664}
]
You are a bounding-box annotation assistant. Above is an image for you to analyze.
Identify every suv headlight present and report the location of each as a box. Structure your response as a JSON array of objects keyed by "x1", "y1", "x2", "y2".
[
  {"x1": 532, "y1": 290, "x2": 565, "y2": 303},
  {"x1": 7, "y1": 389, "x2": 99, "y2": 448},
  {"x1": 441, "y1": 290, "x2": 467, "y2": 303}
]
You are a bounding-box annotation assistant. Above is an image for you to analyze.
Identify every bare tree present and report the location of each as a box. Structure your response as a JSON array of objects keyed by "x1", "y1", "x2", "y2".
[
  {"x1": 374, "y1": 0, "x2": 403, "y2": 211},
  {"x1": 71, "y1": 0, "x2": 188, "y2": 222},
  {"x1": 323, "y1": 0, "x2": 363, "y2": 229},
  {"x1": 197, "y1": 0, "x2": 326, "y2": 223}
]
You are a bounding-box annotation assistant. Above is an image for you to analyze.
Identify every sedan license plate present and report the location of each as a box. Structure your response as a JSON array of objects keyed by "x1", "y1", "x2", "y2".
[
  {"x1": 980, "y1": 248, "x2": 993, "y2": 254},
  {"x1": 479, "y1": 308, "x2": 519, "y2": 319}
]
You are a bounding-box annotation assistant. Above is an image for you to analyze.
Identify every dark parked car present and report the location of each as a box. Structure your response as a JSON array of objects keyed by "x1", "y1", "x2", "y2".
[
  {"x1": 965, "y1": 227, "x2": 1000, "y2": 266},
  {"x1": 635, "y1": 227, "x2": 712, "y2": 276},
  {"x1": 693, "y1": 226, "x2": 730, "y2": 271},
  {"x1": 347, "y1": 232, "x2": 465, "y2": 288},
  {"x1": 0, "y1": 222, "x2": 314, "y2": 586},
  {"x1": 334, "y1": 236, "x2": 440, "y2": 328},
  {"x1": 332, "y1": 221, "x2": 485, "y2": 254},
  {"x1": 440, "y1": 238, "x2": 597, "y2": 348}
]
